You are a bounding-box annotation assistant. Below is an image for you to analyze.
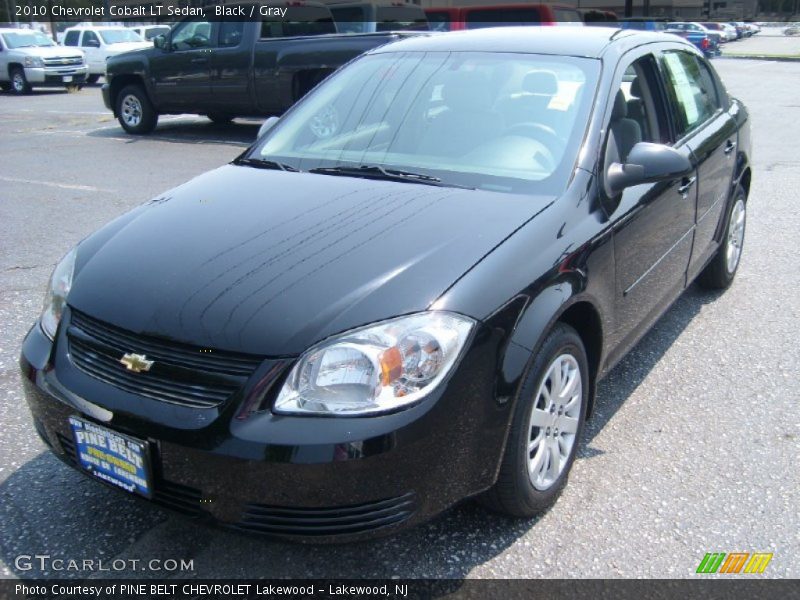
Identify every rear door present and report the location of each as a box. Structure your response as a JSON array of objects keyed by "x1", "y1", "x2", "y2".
[
  {"x1": 659, "y1": 50, "x2": 738, "y2": 281},
  {"x1": 149, "y1": 16, "x2": 217, "y2": 111},
  {"x1": 209, "y1": 18, "x2": 252, "y2": 114}
]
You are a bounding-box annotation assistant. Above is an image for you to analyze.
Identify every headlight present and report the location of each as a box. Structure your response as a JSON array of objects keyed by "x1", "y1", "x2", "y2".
[
  {"x1": 24, "y1": 56, "x2": 44, "y2": 68},
  {"x1": 40, "y1": 248, "x2": 77, "y2": 341},
  {"x1": 274, "y1": 312, "x2": 475, "y2": 416}
]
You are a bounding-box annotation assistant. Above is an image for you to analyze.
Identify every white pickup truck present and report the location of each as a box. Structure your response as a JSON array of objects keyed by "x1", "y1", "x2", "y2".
[
  {"x1": 62, "y1": 25, "x2": 150, "y2": 84},
  {"x1": 0, "y1": 28, "x2": 87, "y2": 94}
]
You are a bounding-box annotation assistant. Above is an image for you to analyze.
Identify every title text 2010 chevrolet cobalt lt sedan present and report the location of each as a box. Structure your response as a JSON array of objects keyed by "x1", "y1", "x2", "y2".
[{"x1": 21, "y1": 27, "x2": 751, "y2": 541}]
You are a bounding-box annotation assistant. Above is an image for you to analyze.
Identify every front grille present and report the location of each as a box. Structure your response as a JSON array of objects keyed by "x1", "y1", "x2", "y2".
[
  {"x1": 67, "y1": 309, "x2": 263, "y2": 409},
  {"x1": 57, "y1": 432, "x2": 77, "y2": 464},
  {"x1": 235, "y1": 493, "x2": 416, "y2": 537},
  {"x1": 43, "y1": 57, "x2": 83, "y2": 67}
]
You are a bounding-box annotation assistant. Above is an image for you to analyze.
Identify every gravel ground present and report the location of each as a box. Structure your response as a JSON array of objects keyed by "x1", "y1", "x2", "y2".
[{"x1": 0, "y1": 59, "x2": 798, "y2": 580}]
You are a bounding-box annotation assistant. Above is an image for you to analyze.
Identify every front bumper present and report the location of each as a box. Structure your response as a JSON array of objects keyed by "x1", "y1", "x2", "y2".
[
  {"x1": 101, "y1": 83, "x2": 112, "y2": 111},
  {"x1": 20, "y1": 311, "x2": 515, "y2": 542},
  {"x1": 25, "y1": 66, "x2": 88, "y2": 86}
]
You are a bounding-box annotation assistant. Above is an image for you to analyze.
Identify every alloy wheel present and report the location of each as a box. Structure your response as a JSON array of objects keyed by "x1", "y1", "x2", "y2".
[
  {"x1": 12, "y1": 73, "x2": 25, "y2": 93},
  {"x1": 726, "y1": 198, "x2": 746, "y2": 274},
  {"x1": 527, "y1": 353, "x2": 582, "y2": 491},
  {"x1": 121, "y1": 94, "x2": 143, "y2": 128}
]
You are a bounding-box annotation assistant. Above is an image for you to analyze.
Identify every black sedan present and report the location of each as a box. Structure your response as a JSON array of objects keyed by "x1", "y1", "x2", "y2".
[{"x1": 20, "y1": 27, "x2": 751, "y2": 541}]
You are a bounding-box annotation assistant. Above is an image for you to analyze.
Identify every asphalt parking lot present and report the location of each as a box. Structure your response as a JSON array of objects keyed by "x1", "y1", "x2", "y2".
[{"x1": 1, "y1": 59, "x2": 798, "y2": 580}]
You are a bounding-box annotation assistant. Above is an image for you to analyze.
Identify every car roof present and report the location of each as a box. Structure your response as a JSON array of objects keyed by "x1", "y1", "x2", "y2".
[{"x1": 370, "y1": 26, "x2": 686, "y2": 59}]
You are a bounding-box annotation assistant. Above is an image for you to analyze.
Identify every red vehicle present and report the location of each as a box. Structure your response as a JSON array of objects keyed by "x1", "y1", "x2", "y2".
[{"x1": 425, "y1": 3, "x2": 583, "y2": 32}]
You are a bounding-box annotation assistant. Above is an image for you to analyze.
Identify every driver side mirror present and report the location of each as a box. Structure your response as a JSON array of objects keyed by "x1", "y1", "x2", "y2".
[
  {"x1": 606, "y1": 142, "x2": 693, "y2": 195},
  {"x1": 153, "y1": 34, "x2": 167, "y2": 50},
  {"x1": 257, "y1": 116, "x2": 280, "y2": 139}
]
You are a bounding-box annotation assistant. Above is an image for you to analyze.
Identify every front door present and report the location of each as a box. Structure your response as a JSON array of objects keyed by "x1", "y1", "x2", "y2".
[
  {"x1": 149, "y1": 17, "x2": 217, "y2": 111},
  {"x1": 606, "y1": 53, "x2": 698, "y2": 349}
]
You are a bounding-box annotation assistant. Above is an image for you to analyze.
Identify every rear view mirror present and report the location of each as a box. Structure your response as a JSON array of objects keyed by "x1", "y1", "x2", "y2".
[
  {"x1": 153, "y1": 35, "x2": 166, "y2": 50},
  {"x1": 606, "y1": 142, "x2": 693, "y2": 195},
  {"x1": 257, "y1": 116, "x2": 279, "y2": 139}
]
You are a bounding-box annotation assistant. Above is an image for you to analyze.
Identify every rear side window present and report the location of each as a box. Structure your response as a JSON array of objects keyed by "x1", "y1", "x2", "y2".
[
  {"x1": 425, "y1": 10, "x2": 453, "y2": 31},
  {"x1": 64, "y1": 30, "x2": 80, "y2": 46},
  {"x1": 330, "y1": 6, "x2": 368, "y2": 34},
  {"x1": 465, "y1": 8, "x2": 541, "y2": 28},
  {"x1": 261, "y1": 7, "x2": 337, "y2": 38},
  {"x1": 219, "y1": 20, "x2": 245, "y2": 47},
  {"x1": 374, "y1": 6, "x2": 429, "y2": 31},
  {"x1": 661, "y1": 50, "x2": 720, "y2": 139}
]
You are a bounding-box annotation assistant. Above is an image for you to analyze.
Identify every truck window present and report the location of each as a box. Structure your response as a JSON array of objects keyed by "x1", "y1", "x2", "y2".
[
  {"x1": 375, "y1": 6, "x2": 429, "y2": 31},
  {"x1": 81, "y1": 30, "x2": 99, "y2": 47},
  {"x1": 219, "y1": 20, "x2": 245, "y2": 47},
  {"x1": 171, "y1": 19, "x2": 214, "y2": 50},
  {"x1": 661, "y1": 50, "x2": 718, "y2": 139},
  {"x1": 465, "y1": 8, "x2": 541, "y2": 29},
  {"x1": 64, "y1": 30, "x2": 80, "y2": 46},
  {"x1": 330, "y1": 6, "x2": 368, "y2": 34},
  {"x1": 261, "y1": 6, "x2": 337, "y2": 38}
]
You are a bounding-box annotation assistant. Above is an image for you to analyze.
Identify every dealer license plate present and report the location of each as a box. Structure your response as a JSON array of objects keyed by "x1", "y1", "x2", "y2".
[
  {"x1": 62, "y1": 76, "x2": 73, "y2": 83},
  {"x1": 69, "y1": 416, "x2": 153, "y2": 498}
]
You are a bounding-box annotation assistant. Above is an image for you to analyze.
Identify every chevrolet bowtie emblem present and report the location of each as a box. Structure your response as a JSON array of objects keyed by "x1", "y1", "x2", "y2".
[{"x1": 119, "y1": 353, "x2": 154, "y2": 373}]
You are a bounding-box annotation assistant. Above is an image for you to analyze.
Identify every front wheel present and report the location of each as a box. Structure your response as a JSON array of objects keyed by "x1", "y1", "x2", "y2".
[
  {"x1": 116, "y1": 85, "x2": 158, "y2": 134},
  {"x1": 10, "y1": 67, "x2": 31, "y2": 95},
  {"x1": 697, "y1": 185, "x2": 746, "y2": 290},
  {"x1": 478, "y1": 323, "x2": 588, "y2": 517}
]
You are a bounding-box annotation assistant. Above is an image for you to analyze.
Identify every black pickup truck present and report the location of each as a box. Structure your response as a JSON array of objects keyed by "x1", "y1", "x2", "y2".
[{"x1": 102, "y1": 2, "x2": 421, "y2": 134}]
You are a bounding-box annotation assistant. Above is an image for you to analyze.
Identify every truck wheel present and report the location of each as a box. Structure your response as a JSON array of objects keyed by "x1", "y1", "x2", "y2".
[
  {"x1": 10, "y1": 67, "x2": 31, "y2": 95},
  {"x1": 65, "y1": 84, "x2": 83, "y2": 93},
  {"x1": 116, "y1": 85, "x2": 158, "y2": 134},
  {"x1": 86, "y1": 74, "x2": 100, "y2": 85},
  {"x1": 0, "y1": 82, "x2": 11, "y2": 92},
  {"x1": 207, "y1": 113, "x2": 234, "y2": 125}
]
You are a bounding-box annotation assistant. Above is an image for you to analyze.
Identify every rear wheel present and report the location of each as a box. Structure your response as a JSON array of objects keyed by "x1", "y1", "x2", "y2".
[
  {"x1": 10, "y1": 67, "x2": 31, "y2": 95},
  {"x1": 86, "y1": 74, "x2": 100, "y2": 85},
  {"x1": 479, "y1": 323, "x2": 588, "y2": 517},
  {"x1": 207, "y1": 113, "x2": 234, "y2": 125},
  {"x1": 0, "y1": 82, "x2": 11, "y2": 92},
  {"x1": 697, "y1": 184, "x2": 746, "y2": 290},
  {"x1": 116, "y1": 85, "x2": 158, "y2": 134}
]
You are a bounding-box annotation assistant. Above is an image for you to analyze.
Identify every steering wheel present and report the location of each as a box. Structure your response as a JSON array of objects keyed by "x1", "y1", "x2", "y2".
[{"x1": 502, "y1": 123, "x2": 566, "y2": 162}]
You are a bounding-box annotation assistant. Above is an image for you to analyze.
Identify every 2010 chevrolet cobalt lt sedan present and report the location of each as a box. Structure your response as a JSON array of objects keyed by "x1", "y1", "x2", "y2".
[{"x1": 21, "y1": 27, "x2": 751, "y2": 541}]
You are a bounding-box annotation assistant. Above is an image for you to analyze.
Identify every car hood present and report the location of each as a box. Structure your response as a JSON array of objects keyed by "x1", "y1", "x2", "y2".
[
  {"x1": 69, "y1": 165, "x2": 552, "y2": 356},
  {"x1": 25, "y1": 46, "x2": 83, "y2": 59}
]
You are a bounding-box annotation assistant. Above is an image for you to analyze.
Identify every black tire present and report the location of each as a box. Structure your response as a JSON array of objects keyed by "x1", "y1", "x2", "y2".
[
  {"x1": 10, "y1": 67, "x2": 31, "y2": 95},
  {"x1": 86, "y1": 74, "x2": 100, "y2": 85},
  {"x1": 207, "y1": 113, "x2": 234, "y2": 125},
  {"x1": 697, "y1": 184, "x2": 747, "y2": 290},
  {"x1": 479, "y1": 323, "x2": 589, "y2": 517},
  {"x1": 116, "y1": 84, "x2": 158, "y2": 135},
  {"x1": 0, "y1": 82, "x2": 11, "y2": 92},
  {"x1": 65, "y1": 84, "x2": 83, "y2": 93}
]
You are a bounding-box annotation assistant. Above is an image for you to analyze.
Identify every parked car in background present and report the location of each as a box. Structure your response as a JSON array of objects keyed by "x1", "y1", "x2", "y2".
[
  {"x1": 329, "y1": 1, "x2": 429, "y2": 33},
  {"x1": 22, "y1": 26, "x2": 752, "y2": 542},
  {"x1": 102, "y1": 1, "x2": 423, "y2": 133},
  {"x1": 0, "y1": 28, "x2": 87, "y2": 94},
  {"x1": 130, "y1": 25, "x2": 171, "y2": 41},
  {"x1": 62, "y1": 25, "x2": 150, "y2": 84},
  {"x1": 617, "y1": 17, "x2": 668, "y2": 31},
  {"x1": 665, "y1": 23, "x2": 718, "y2": 57},
  {"x1": 424, "y1": 3, "x2": 583, "y2": 31},
  {"x1": 701, "y1": 22, "x2": 736, "y2": 42},
  {"x1": 668, "y1": 22, "x2": 725, "y2": 48},
  {"x1": 744, "y1": 22, "x2": 760, "y2": 35},
  {"x1": 424, "y1": 6, "x2": 460, "y2": 31}
]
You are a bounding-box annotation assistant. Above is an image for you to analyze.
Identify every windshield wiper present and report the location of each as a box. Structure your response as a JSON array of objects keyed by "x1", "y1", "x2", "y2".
[
  {"x1": 309, "y1": 165, "x2": 474, "y2": 189},
  {"x1": 234, "y1": 157, "x2": 299, "y2": 172}
]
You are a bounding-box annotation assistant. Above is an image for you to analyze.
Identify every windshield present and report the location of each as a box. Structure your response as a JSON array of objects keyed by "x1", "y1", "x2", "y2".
[
  {"x1": 99, "y1": 29, "x2": 144, "y2": 45},
  {"x1": 251, "y1": 51, "x2": 599, "y2": 195},
  {"x1": 2, "y1": 31, "x2": 55, "y2": 48}
]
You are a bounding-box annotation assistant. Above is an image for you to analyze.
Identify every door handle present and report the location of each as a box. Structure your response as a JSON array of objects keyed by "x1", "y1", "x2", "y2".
[
  {"x1": 190, "y1": 57, "x2": 208, "y2": 64},
  {"x1": 677, "y1": 176, "x2": 696, "y2": 196},
  {"x1": 724, "y1": 140, "x2": 737, "y2": 155}
]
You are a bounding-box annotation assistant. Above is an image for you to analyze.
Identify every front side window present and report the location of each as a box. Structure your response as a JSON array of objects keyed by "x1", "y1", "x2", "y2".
[
  {"x1": 81, "y1": 30, "x2": 100, "y2": 47},
  {"x1": 219, "y1": 20, "x2": 245, "y2": 47},
  {"x1": 661, "y1": 50, "x2": 720, "y2": 139},
  {"x1": 252, "y1": 51, "x2": 599, "y2": 195},
  {"x1": 171, "y1": 20, "x2": 214, "y2": 50},
  {"x1": 261, "y1": 7, "x2": 337, "y2": 38},
  {"x1": 374, "y1": 7, "x2": 430, "y2": 31}
]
